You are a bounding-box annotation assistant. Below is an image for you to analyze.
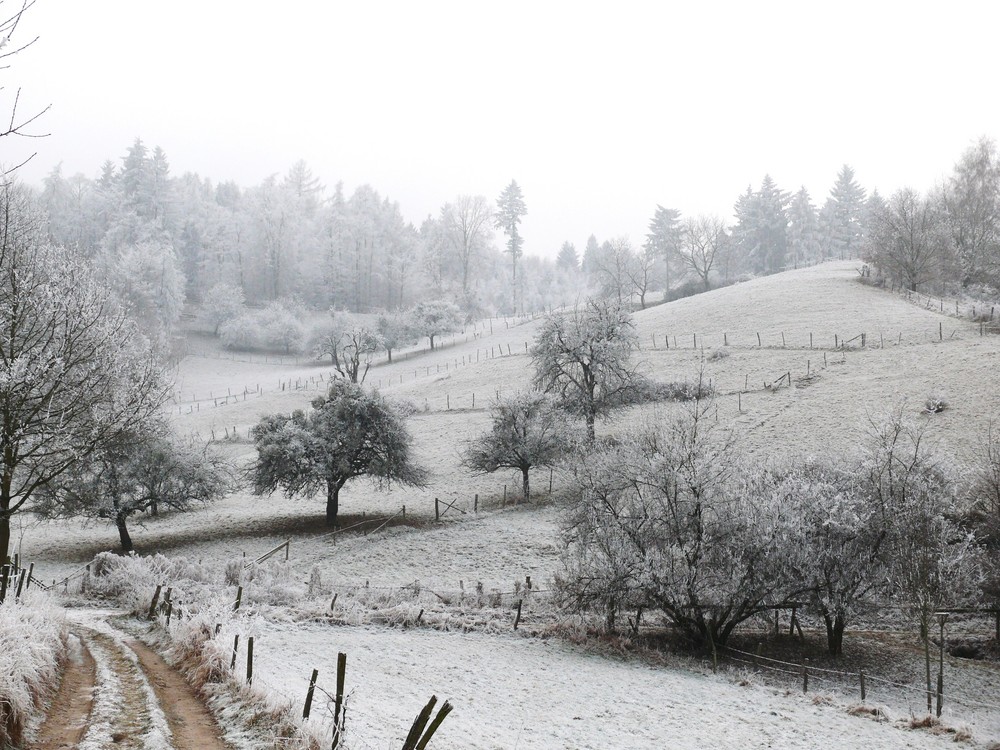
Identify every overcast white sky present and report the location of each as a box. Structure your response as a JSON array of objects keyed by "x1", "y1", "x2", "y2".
[{"x1": 8, "y1": 1, "x2": 999, "y2": 258}]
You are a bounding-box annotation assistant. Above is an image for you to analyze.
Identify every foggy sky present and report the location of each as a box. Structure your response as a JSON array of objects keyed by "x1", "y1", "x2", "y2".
[{"x1": 8, "y1": 0, "x2": 998, "y2": 258}]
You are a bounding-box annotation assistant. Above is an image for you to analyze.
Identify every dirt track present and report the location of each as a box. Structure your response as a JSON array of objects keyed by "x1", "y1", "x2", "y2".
[{"x1": 29, "y1": 623, "x2": 231, "y2": 750}]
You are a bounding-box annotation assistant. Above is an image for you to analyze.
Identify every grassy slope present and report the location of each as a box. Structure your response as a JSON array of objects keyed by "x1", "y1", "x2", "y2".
[
  {"x1": 20, "y1": 260, "x2": 1000, "y2": 583},
  {"x1": 19, "y1": 261, "x2": 1000, "y2": 748}
]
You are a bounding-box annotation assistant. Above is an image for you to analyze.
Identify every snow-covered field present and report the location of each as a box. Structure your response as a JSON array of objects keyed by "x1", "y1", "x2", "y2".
[
  {"x1": 15, "y1": 261, "x2": 1000, "y2": 749},
  {"x1": 245, "y1": 620, "x2": 988, "y2": 750}
]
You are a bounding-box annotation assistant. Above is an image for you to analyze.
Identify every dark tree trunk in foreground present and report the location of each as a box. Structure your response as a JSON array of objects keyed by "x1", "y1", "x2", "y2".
[
  {"x1": 116, "y1": 515, "x2": 134, "y2": 553},
  {"x1": 326, "y1": 479, "x2": 342, "y2": 526},
  {"x1": 521, "y1": 467, "x2": 530, "y2": 503},
  {"x1": 824, "y1": 612, "x2": 846, "y2": 656}
]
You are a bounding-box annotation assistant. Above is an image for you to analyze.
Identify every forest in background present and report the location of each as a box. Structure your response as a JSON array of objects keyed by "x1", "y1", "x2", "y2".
[{"x1": 32, "y1": 136, "x2": 1000, "y2": 353}]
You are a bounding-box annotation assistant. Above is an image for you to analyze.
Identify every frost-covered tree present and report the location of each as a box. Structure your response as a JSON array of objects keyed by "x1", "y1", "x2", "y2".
[
  {"x1": 556, "y1": 241, "x2": 579, "y2": 271},
  {"x1": 558, "y1": 398, "x2": 793, "y2": 644},
  {"x1": 0, "y1": 183, "x2": 167, "y2": 561},
  {"x1": 462, "y1": 393, "x2": 575, "y2": 502},
  {"x1": 375, "y1": 311, "x2": 414, "y2": 364},
  {"x1": 864, "y1": 188, "x2": 951, "y2": 291},
  {"x1": 645, "y1": 205, "x2": 682, "y2": 297},
  {"x1": 943, "y1": 136, "x2": 1000, "y2": 287},
  {"x1": 411, "y1": 298, "x2": 463, "y2": 350},
  {"x1": 592, "y1": 237, "x2": 634, "y2": 304},
  {"x1": 204, "y1": 281, "x2": 246, "y2": 335},
  {"x1": 532, "y1": 298, "x2": 638, "y2": 442},
  {"x1": 495, "y1": 180, "x2": 527, "y2": 310},
  {"x1": 37, "y1": 422, "x2": 231, "y2": 552},
  {"x1": 786, "y1": 187, "x2": 822, "y2": 268},
  {"x1": 112, "y1": 239, "x2": 186, "y2": 342},
  {"x1": 311, "y1": 310, "x2": 383, "y2": 383},
  {"x1": 678, "y1": 215, "x2": 728, "y2": 291},
  {"x1": 249, "y1": 381, "x2": 427, "y2": 525},
  {"x1": 822, "y1": 165, "x2": 867, "y2": 259},
  {"x1": 442, "y1": 195, "x2": 493, "y2": 293}
]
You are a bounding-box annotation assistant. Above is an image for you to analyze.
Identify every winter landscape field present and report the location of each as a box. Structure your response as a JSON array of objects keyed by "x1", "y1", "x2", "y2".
[{"x1": 7, "y1": 261, "x2": 1000, "y2": 750}]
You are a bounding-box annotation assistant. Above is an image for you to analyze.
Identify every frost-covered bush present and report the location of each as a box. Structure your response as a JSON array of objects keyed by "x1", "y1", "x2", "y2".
[
  {"x1": 924, "y1": 391, "x2": 948, "y2": 413},
  {"x1": 219, "y1": 302, "x2": 306, "y2": 354},
  {"x1": 0, "y1": 591, "x2": 67, "y2": 747}
]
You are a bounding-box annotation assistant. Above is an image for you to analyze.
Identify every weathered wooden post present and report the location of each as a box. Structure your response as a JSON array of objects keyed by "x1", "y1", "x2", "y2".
[
  {"x1": 302, "y1": 668, "x2": 319, "y2": 719},
  {"x1": 246, "y1": 636, "x2": 254, "y2": 685}
]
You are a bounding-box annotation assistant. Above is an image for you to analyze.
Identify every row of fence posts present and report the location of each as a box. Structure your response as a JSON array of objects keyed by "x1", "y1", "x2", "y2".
[{"x1": 0, "y1": 557, "x2": 35, "y2": 604}]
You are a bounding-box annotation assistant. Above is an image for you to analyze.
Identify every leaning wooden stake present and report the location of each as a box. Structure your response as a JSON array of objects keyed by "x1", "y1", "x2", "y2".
[
  {"x1": 303, "y1": 668, "x2": 319, "y2": 719},
  {"x1": 513, "y1": 599, "x2": 523, "y2": 630},
  {"x1": 415, "y1": 700, "x2": 454, "y2": 750},
  {"x1": 148, "y1": 584, "x2": 163, "y2": 620}
]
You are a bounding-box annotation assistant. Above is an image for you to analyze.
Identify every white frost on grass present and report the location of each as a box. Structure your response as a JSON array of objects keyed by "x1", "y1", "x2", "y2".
[{"x1": 241, "y1": 620, "x2": 957, "y2": 750}]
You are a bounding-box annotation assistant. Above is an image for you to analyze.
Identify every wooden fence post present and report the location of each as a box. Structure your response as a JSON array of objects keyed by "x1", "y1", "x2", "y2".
[
  {"x1": 332, "y1": 653, "x2": 347, "y2": 748},
  {"x1": 514, "y1": 599, "x2": 523, "y2": 630},
  {"x1": 860, "y1": 670, "x2": 866, "y2": 702},
  {"x1": 234, "y1": 585, "x2": 243, "y2": 611},
  {"x1": 435, "y1": 498, "x2": 439, "y2": 521},
  {"x1": 303, "y1": 668, "x2": 319, "y2": 719},
  {"x1": 148, "y1": 584, "x2": 163, "y2": 620},
  {"x1": 802, "y1": 659, "x2": 809, "y2": 693},
  {"x1": 474, "y1": 494, "x2": 478, "y2": 512},
  {"x1": 231, "y1": 634, "x2": 240, "y2": 670},
  {"x1": 246, "y1": 636, "x2": 254, "y2": 685}
]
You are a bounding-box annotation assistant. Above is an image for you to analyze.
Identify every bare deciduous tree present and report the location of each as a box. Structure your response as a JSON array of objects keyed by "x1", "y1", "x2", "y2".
[
  {"x1": 679, "y1": 215, "x2": 728, "y2": 291},
  {"x1": 462, "y1": 392, "x2": 575, "y2": 502},
  {"x1": 531, "y1": 298, "x2": 638, "y2": 443},
  {"x1": 0, "y1": 183, "x2": 166, "y2": 561}
]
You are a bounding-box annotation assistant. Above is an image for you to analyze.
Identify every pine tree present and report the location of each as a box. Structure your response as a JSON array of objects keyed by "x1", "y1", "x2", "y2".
[
  {"x1": 494, "y1": 180, "x2": 527, "y2": 312},
  {"x1": 645, "y1": 205, "x2": 681, "y2": 297},
  {"x1": 824, "y1": 165, "x2": 867, "y2": 260},
  {"x1": 786, "y1": 187, "x2": 822, "y2": 267}
]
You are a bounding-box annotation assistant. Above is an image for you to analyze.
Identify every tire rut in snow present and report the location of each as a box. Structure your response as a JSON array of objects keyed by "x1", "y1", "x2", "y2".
[
  {"x1": 28, "y1": 632, "x2": 97, "y2": 750},
  {"x1": 124, "y1": 637, "x2": 233, "y2": 750}
]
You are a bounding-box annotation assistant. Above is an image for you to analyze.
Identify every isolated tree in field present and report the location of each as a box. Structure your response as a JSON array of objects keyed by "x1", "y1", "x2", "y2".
[
  {"x1": 375, "y1": 311, "x2": 414, "y2": 363},
  {"x1": 411, "y1": 298, "x2": 462, "y2": 350},
  {"x1": 249, "y1": 380, "x2": 426, "y2": 525},
  {"x1": 311, "y1": 310, "x2": 383, "y2": 383},
  {"x1": 864, "y1": 188, "x2": 951, "y2": 291},
  {"x1": 495, "y1": 180, "x2": 527, "y2": 308},
  {"x1": 205, "y1": 281, "x2": 246, "y2": 335},
  {"x1": 37, "y1": 423, "x2": 231, "y2": 552},
  {"x1": 532, "y1": 299, "x2": 638, "y2": 442},
  {"x1": 0, "y1": 183, "x2": 166, "y2": 562},
  {"x1": 462, "y1": 393, "x2": 575, "y2": 502},
  {"x1": 678, "y1": 215, "x2": 728, "y2": 291}
]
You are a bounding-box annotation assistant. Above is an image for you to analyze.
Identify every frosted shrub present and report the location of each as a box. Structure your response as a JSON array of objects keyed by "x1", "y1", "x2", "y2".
[
  {"x1": 0, "y1": 591, "x2": 67, "y2": 747},
  {"x1": 924, "y1": 391, "x2": 948, "y2": 413}
]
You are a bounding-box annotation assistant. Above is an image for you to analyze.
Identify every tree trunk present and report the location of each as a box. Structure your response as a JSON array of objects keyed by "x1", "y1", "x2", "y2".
[
  {"x1": 585, "y1": 412, "x2": 596, "y2": 443},
  {"x1": 0, "y1": 515, "x2": 9, "y2": 565},
  {"x1": 116, "y1": 515, "x2": 134, "y2": 553},
  {"x1": 386, "y1": 348, "x2": 393, "y2": 364},
  {"x1": 429, "y1": 334, "x2": 436, "y2": 351},
  {"x1": 326, "y1": 479, "x2": 341, "y2": 526},
  {"x1": 824, "y1": 612, "x2": 846, "y2": 656},
  {"x1": 521, "y1": 467, "x2": 530, "y2": 503}
]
